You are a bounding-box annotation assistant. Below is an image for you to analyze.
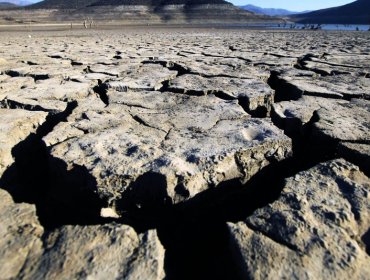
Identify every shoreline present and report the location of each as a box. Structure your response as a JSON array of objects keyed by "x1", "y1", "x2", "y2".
[{"x1": 0, "y1": 22, "x2": 369, "y2": 32}]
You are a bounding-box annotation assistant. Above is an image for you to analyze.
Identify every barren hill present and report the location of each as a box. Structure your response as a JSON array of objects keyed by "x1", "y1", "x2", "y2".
[
  {"x1": 293, "y1": 0, "x2": 370, "y2": 24},
  {"x1": 0, "y1": 2, "x2": 18, "y2": 9},
  {"x1": 90, "y1": 0, "x2": 231, "y2": 6},
  {"x1": 30, "y1": 0, "x2": 98, "y2": 9},
  {"x1": 2, "y1": 0, "x2": 271, "y2": 25}
]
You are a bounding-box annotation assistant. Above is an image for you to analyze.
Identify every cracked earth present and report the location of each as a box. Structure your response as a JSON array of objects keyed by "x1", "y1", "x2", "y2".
[{"x1": 0, "y1": 28, "x2": 369, "y2": 280}]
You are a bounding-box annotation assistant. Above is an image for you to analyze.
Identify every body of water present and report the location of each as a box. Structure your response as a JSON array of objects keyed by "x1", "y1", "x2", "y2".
[
  {"x1": 271, "y1": 23, "x2": 370, "y2": 31},
  {"x1": 215, "y1": 23, "x2": 370, "y2": 31}
]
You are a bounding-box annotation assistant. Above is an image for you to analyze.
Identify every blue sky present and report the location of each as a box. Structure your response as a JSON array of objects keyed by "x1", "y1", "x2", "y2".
[{"x1": 230, "y1": 0, "x2": 354, "y2": 11}]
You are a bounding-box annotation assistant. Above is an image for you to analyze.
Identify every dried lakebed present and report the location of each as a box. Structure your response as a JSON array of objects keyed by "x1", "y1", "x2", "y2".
[{"x1": 0, "y1": 28, "x2": 369, "y2": 279}]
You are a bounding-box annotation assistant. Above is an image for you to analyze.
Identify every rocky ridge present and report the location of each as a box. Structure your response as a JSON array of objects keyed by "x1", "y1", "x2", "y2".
[
  {"x1": 0, "y1": 0, "x2": 271, "y2": 25},
  {"x1": 0, "y1": 28, "x2": 369, "y2": 279},
  {"x1": 293, "y1": 0, "x2": 370, "y2": 25}
]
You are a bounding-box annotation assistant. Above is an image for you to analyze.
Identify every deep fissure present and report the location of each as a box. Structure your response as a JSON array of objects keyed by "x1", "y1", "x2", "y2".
[
  {"x1": 0, "y1": 94, "x2": 342, "y2": 279},
  {"x1": 0, "y1": 98, "x2": 56, "y2": 113},
  {"x1": 93, "y1": 80, "x2": 110, "y2": 106},
  {"x1": 0, "y1": 100, "x2": 111, "y2": 229},
  {"x1": 4, "y1": 69, "x2": 50, "y2": 82},
  {"x1": 0, "y1": 59, "x2": 358, "y2": 280},
  {"x1": 2, "y1": 86, "x2": 348, "y2": 279}
]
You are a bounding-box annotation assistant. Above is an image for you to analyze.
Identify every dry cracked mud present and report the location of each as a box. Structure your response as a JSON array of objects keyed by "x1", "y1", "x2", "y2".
[{"x1": 0, "y1": 28, "x2": 369, "y2": 280}]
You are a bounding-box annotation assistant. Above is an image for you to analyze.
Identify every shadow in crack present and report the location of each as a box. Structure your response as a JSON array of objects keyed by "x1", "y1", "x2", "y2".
[
  {"x1": 0, "y1": 99, "x2": 338, "y2": 279},
  {"x1": 267, "y1": 70, "x2": 302, "y2": 102},
  {"x1": 115, "y1": 172, "x2": 172, "y2": 230},
  {"x1": 153, "y1": 151, "x2": 335, "y2": 280},
  {"x1": 0, "y1": 132, "x2": 106, "y2": 229},
  {"x1": 159, "y1": 219, "x2": 248, "y2": 280},
  {"x1": 0, "y1": 101, "x2": 107, "y2": 229},
  {"x1": 93, "y1": 80, "x2": 109, "y2": 106},
  {"x1": 112, "y1": 171, "x2": 254, "y2": 279},
  {"x1": 115, "y1": 174, "x2": 250, "y2": 280},
  {"x1": 362, "y1": 228, "x2": 370, "y2": 256}
]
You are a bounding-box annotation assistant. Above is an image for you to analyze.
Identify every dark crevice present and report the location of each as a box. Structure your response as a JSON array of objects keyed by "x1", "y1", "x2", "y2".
[
  {"x1": 200, "y1": 52, "x2": 252, "y2": 64},
  {"x1": 22, "y1": 60, "x2": 38, "y2": 66},
  {"x1": 48, "y1": 136, "x2": 79, "y2": 149},
  {"x1": 273, "y1": 50, "x2": 364, "y2": 156},
  {"x1": 5, "y1": 69, "x2": 23, "y2": 77},
  {"x1": 209, "y1": 91, "x2": 269, "y2": 118},
  {"x1": 71, "y1": 60, "x2": 83, "y2": 66},
  {"x1": 340, "y1": 139, "x2": 370, "y2": 145},
  {"x1": 131, "y1": 114, "x2": 151, "y2": 127},
  {"x1": 31, "y1": 74, "x2": 50, "y2": 82},
  {"x1": 48, "y1": 55, "x2": 63, "y2": 59},
  {"x1": 158, "y1": 79, "x2": 171, "y2": 92},
  {"x1": 237, "y1": 96, "x2": 268, "y2": 118},
  {"x1": 129, "y1": 113, "x2": 167, "y2": 134},
  {"x1": 362, "y1": 228, "x2": 370, "y2": 256},
  {"x1": 294, "y1": 53, "x2": 333, "y2": 77},
  {"x1": 36, "y1": 101, "x2": 77, "y2": 137},
  {"x1": 305, "y1": 91, "x2": 347, "y2": 100},
  {"x1": 156, "y1": 148, "x2": 336, "y2": 279},
  {"x1": 85, "y1": 66, "x2": 119, "y2": 77},
  {"x1": 112, "y1": 132, "x2": 337, "y2": 280},
  {"x1": 212, "y1": 90, "x2": 235, "y2": 101},
  {"x1": 294, "y1": 63, "x2": 332, "y2": 77},
  {"x1": 93, "y1": 80, "x2": 109, "y2": 106},
  {"x1": 114, "y1": 102, "x2": 151, "y2": 110},
  {"x1": 0, "y1": 110, "x2": 336, "y2": 276},
  {"x1": 179, "y1": 89, "x2": 205, "y2": 96},
  {"x1": 162, "y1": 221, "x2": 248, "y2": 280},
  {"x1": 0, "y1": 100, "x2": 111, "y2": 230},
  {"x1": 267, "y1": 70, "x2": 302, "y2": 102},
  {"x1": 271, "y1": 106, "x2": 339, "y2": 166},
  {"x1": 293, "y1": 53, "x2": 362, "y2": 77},
  {"x1": 341, "y1": 94, "x2": 362, "y2": 101},
  {"x1": 295, "y1": 53, "x2": 315, "y2": 68},
  {"x1": 5, "y1": 70, "x2": 50, "y2": 81},
  {"x1": 197, "y1": 72, "x2": 245, "y2": 79},
  {"x1": 264, "y1": 52, "x2": 298, "y2": 59},
  {"x1": 338, "y1": 142, "x2": 370, "y2": 177},
  {"x1": 142, "y1": 60, "x2": 190, "y2": 77},
  {"x1": 141, "y1": 60, "x2": 192, "y2": 93},
  {"x1": 267, "y1": 70, "x2": 345, "y2": 102},
  {"x1": 308, "y1": 60, "x2": 364, "y2": 70},
  {"x1": 252, "y1": 62, "x2": 279, "y2": 68},
  {"x1": 0, "y1": 99, "x2": 340, "y2": 279},
  {"x1": 229, "y1": 45, "x2": 237, "y2": 51},
  {"x1": 0, "y1": 98, "x2": 57, "y2": 113},
  {"x1": 0, "y1": 67, "x2": 356, "y2": 279}
]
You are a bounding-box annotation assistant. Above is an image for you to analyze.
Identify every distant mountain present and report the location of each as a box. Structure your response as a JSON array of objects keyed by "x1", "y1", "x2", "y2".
[
  {"x1": 1, "y1": 0, "x2": 32, "y2": 5},
  {"x1": 240, "y1": 4, "x2": 309, "y2": 16},
  {"x1": 293, "y1": 0, "x2": 370, "y2": 24},
  {"x1": 25, "y1": 0, "x2": 273, "y2": 24},
  {"x1": 91, "y1": 0, "x2": 230, "y2": 6},
  {"x1": 0, "y1": 2, "x2": 18, "y2": 9},
  {"x1": 30, "y1": 0, "x2": 97, "y2": 9},
  {"x1": 31, "y1": 0, "x2": 232, "y2": 9}
]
